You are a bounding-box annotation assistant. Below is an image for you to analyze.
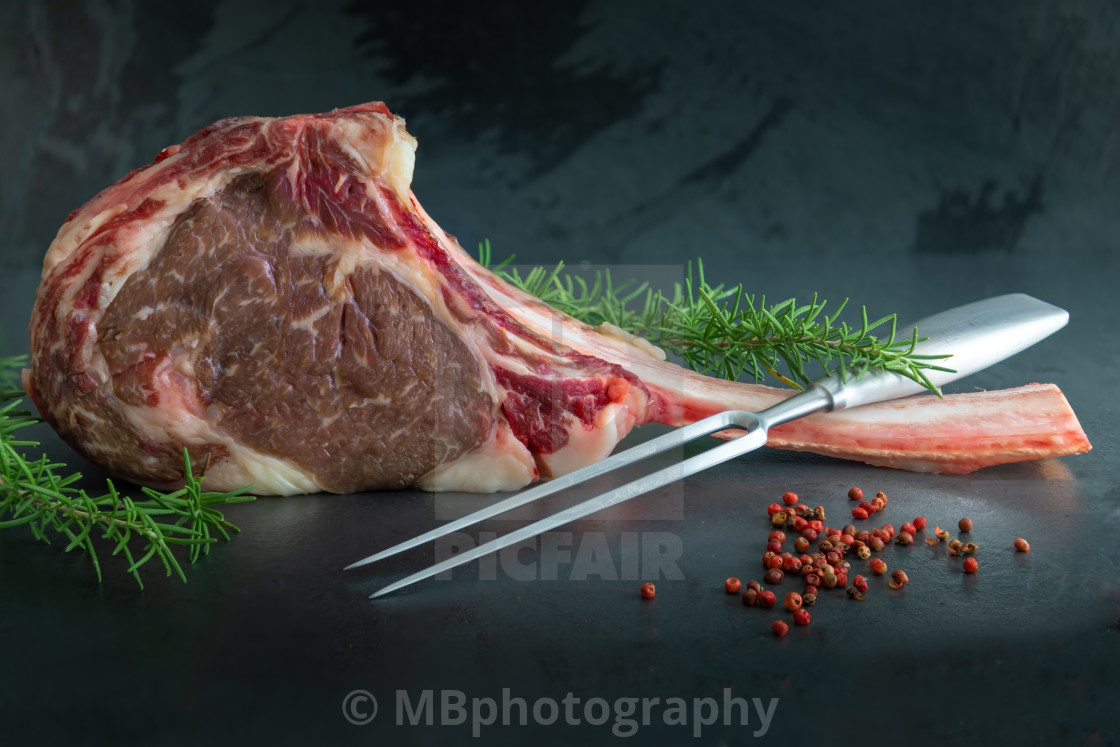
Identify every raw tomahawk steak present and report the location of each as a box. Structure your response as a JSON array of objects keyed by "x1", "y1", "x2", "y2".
[{"x1": 25, "y1": 103, "x2": 1091, "y2": 495}]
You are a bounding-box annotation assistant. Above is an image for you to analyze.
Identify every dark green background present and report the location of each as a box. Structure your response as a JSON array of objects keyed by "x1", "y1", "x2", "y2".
[{"x1": 1, "y1": 2, "x2": 1117, "y2": 744}]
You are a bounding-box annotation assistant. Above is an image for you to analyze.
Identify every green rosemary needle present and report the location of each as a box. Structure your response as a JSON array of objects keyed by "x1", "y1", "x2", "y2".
[
  {"x1": 0, "y1": 355, "x2": 255, "y2": 588},
  {"x1": 478, "y1": 240, "x2": 950, "y2": 392}
]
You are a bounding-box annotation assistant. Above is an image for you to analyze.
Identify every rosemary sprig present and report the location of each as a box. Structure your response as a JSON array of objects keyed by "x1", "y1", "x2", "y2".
[
  {"x1": 0, "y1": 356, "x2": 255, "y2": 588},
  {"x1": 478, "y1": 240, "x2": 951, "y2": 392}
]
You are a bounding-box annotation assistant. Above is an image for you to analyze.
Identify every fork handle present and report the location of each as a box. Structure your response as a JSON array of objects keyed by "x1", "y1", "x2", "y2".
[{"x1": 814, "y1": 293, "x2": 1068, "y2": 412}]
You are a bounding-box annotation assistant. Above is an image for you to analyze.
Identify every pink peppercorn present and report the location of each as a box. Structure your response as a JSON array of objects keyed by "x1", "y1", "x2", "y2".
[{"x1": 764, "y1": 568, "x2": 784, "y2": 585}]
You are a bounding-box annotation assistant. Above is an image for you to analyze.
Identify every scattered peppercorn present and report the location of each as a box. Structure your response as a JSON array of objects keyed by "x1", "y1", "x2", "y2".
[
  {"x1": 764, "y1": 568, "x2": 785, "y2": 585},
  {"x1": 754, "y1": 486, "x2": 1029, "y2": 638},
  {"x1": 640, "y1": 582, "x2": 656, "y2": 599},
  {"x1": 725, "y1": 577, "x2": 742, "y2": 594}
]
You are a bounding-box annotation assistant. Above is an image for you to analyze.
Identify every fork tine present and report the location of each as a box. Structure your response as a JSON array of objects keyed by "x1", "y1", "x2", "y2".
[
  {"x1": 369, "y1": 425, "x2": 768, "y2": 598},
  {"x1": 343, "y1": 410, "x2": 753, "y2": 571}
]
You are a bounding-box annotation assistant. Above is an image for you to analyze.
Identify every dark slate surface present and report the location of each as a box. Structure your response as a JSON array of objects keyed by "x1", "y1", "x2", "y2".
[{"x1": 1, "y1": 2, "x2": 1117, "y2": 744}]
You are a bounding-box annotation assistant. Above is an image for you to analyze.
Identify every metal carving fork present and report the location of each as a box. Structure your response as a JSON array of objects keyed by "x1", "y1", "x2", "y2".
[{"x1": 346, "y1": 293, "x2": 1069, "y2": 597}]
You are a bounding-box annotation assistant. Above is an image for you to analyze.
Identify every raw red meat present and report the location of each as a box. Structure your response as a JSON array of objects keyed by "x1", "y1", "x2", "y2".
[{"x1": 24, "y1": 103, "x2": 1091, "y2": 495}]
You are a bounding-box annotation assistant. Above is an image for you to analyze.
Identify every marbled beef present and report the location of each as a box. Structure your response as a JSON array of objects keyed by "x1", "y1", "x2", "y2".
[{"x1": 24, "y1": 103, "x2": 1090, "y2": 495}]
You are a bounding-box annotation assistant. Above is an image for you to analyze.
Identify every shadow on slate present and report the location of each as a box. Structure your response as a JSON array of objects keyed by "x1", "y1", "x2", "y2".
[
  {"x1": 913, "y1": 172, "x2": 1045, "y2": 254},
  {"x1": 344, "y1": 0, "x2": 663, "y2": 181}
]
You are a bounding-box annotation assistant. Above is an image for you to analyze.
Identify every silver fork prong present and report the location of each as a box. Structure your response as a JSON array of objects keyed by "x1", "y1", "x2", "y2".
[
  {"x1": 353, "y1": 294, "x2": 1072, "y2": 598},
  {"x1": 343, "y1": 410, "x2": 753, "y2": 572},
  {"x1": 369, "y1": 425, "x2": 768, "y2": 598}
]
